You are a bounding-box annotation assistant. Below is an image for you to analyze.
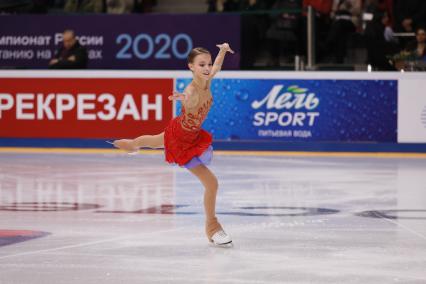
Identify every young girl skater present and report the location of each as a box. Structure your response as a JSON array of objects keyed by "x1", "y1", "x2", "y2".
[{"x1": 112, "y1": 43, "x2": 234, "y2": 246}]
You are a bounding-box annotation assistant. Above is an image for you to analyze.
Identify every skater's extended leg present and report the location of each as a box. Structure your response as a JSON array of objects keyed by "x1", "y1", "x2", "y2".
[{"x1": 114, "y1": 132, "x2": 164, "y2": 152}]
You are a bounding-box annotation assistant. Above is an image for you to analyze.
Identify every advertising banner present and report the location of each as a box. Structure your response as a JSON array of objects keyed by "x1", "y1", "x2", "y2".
[
  {"x1": 398, "y1": 78, "x2": 426, "y2": 143},
  {"x1": 0, "y1": 78, "x2": 173, "y2": 138},
  {"x1": 176, "y1": 78, "x2": 397, "y2": 142},
  {"x1": 0, "y1": 15, "x2": 240, "y2": 70}
]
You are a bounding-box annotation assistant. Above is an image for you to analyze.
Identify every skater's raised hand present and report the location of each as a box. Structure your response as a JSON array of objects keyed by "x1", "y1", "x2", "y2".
[
  {"x1": 216, "y1": 43, "x2": 234, "y2": 54},
  {"x1": 209, "y1": 43, "x2": 234, "y2": 80},
  {"x1": 168, "y1": 91, "x2": 188, "y2": 101}
]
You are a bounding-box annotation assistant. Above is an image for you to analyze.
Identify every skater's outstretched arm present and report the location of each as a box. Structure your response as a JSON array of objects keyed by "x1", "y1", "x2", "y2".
[
  {"x1": 168, "y1": 85, "x2": 199, "y2": 109},
  {"x1": 209, "y1": 43, "x2": 234, "y2": 80}
]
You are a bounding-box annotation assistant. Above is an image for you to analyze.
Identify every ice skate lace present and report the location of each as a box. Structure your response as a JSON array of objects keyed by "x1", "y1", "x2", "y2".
[{"x1": 214, "y1": 230, "x2": 228, "y2": 239}]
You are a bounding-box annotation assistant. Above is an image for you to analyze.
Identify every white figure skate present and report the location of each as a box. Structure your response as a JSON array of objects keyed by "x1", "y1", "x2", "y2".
[
  {"x1": 210, "y1": 230, "x2": 233, "y2": 247},
  {"x1": 106, "y1": 140, "x2": 138, "y2": 155}
]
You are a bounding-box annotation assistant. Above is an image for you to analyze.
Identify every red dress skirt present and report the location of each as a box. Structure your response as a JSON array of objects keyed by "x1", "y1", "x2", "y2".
[{"x1": 164, "y1": 116, "x2": 212, "y2": 167}]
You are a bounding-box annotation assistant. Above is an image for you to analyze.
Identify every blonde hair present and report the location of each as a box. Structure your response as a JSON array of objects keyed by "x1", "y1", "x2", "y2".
[{"x1": 187, "y1": 47, "x2": 210, "y2": 63}]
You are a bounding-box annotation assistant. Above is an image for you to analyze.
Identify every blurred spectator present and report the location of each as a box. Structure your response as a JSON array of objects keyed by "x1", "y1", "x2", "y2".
[
  {"x1": 364, "y1": 11, "x2": 399, "y2": 70},
  {"x1": 207, "y1": 0, "x2": 218, "y2": 12},
  {"x1": 106, "y1": 0, "x2": 133, "y2": 13},
  {"x1": 405, "y1": 27, "x2": 426, "y2": 61},
  {"x1": 331, "y1": 0, "x2": 361, "y2": 26},
  {"x1": 0, "y1": 0, "x2": 44, "y2": 13},
  {"x1": 208, "y1": 0, "x2": 275, "y2": 12},
  {"x1": 393, "y1": 0, "x2": 426, "y2": 33},
  {"x1": 64, "y1": 0, "x2": 103, "y2": 13},
  {"x1": 133, "y1": 0, "x2": 156, "y2": 13},
  {"x1": 320, "y1": 0, "x2": 361, "y2": 63},
  {"x1": 223, "y1": 0, "x2": 241, "y2": 11},
  {"x1": 208, "y1": 0, "x2": 239, "y2": 12},
  {"x1": 240, "y1": 0, "x2": 269, "y2": 68},
  {"x1": 49, "y1": 30, "x2": 88, "y2": 69},
  {"x1": 265, "y1": 0, "x2": 302, "y2": 66},
  {"x1": 30, "y1": 0, "x2": 49, "y2": 13},
  {"x1": 363, "y1": 0, "x2": 393, "y2": 25}
]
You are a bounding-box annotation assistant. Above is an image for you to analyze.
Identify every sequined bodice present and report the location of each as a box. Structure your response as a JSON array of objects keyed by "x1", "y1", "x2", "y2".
[{"x1": 180, "y1": 94, "x2": 213, "y2": 132}]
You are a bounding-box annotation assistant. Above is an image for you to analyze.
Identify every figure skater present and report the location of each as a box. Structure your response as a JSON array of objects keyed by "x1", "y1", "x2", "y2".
[{"x1": 112, "y1": 43, "x2": 234, "y2": 246}]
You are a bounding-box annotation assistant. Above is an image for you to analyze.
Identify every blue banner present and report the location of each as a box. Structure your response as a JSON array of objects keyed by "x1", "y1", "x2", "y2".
[{"x1": 176, "y1": 79, "x2": 397, "y2": 142}]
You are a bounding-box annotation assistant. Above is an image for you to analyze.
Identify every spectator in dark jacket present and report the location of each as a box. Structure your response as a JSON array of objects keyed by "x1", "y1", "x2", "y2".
[
  {"x1": 405, "y1": 27, "x2": 426, "y2": 61},
  {"x1": 321, "y1": 0, "x2": 361, "y2": 63},
  {"x1": 364, "y1": 11, "x2": 399, "y2": 70},
  {"x1": 49, "y1": 30, "x2": 88, "y2": 69},
  {"x1": 393, "y1": 0, "x2": 426, "y2": 32}
]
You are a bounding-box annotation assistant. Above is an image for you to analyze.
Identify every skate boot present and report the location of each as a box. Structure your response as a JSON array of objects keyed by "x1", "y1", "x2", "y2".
[
  {"x1": 206, "y1": 217, "x2": 232, "y2": 247},
  {"x1": 210, "y1": 229, "x2": 233, "y2": 247}
]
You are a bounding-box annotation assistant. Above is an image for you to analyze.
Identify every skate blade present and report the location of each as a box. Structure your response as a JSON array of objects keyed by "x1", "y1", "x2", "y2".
[
  {"x1": 106, "y1": 140, "x2": 138, "y2": 155},
  {"x1": 210, "y1": 241, "x2": 233, "y2": 248}
]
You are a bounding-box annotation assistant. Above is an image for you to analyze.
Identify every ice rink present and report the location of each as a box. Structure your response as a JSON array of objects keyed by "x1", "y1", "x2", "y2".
[{"x1": 1, "y1": 150, "x2": 426, "y2": 283}]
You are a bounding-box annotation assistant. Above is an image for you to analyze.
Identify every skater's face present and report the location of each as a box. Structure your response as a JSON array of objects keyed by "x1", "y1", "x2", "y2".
[{"x1": 189, "y1": 54, "x2": 213, "y2": 80}]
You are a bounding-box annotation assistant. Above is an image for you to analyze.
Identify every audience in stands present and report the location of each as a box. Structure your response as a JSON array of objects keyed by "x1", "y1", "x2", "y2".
[{"x1": 2, "y1": 0, "x2": 426, "y2": 70}]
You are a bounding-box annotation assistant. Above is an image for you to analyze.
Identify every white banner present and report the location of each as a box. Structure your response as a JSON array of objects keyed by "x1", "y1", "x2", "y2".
[{"x1": 398, "y1": 78, "x2": 426, "y2": 143}]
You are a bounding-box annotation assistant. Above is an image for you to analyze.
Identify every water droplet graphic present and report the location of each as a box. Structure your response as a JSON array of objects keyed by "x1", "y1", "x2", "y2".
[{"x1": 234, "y1": 89, "x2": 249, "y2": 101}]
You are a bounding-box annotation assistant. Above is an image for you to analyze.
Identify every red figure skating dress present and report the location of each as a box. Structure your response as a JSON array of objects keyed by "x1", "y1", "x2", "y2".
[{"x1": 164, "y1": 89, "x2": 213, "y2": 168}]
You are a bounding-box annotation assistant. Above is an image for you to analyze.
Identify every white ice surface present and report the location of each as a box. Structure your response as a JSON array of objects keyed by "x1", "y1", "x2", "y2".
[{"x1": 0, "y1": 152, "x2": 425, "y2": 284}]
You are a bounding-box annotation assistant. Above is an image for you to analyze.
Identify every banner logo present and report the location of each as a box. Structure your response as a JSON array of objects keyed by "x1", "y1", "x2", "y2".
[
  {"x1": 422, "y1": 106, "x2": 426, "y2": 129},
  {"x1": 251, "y1": 85, "x2": 320, "y2": 138}
]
